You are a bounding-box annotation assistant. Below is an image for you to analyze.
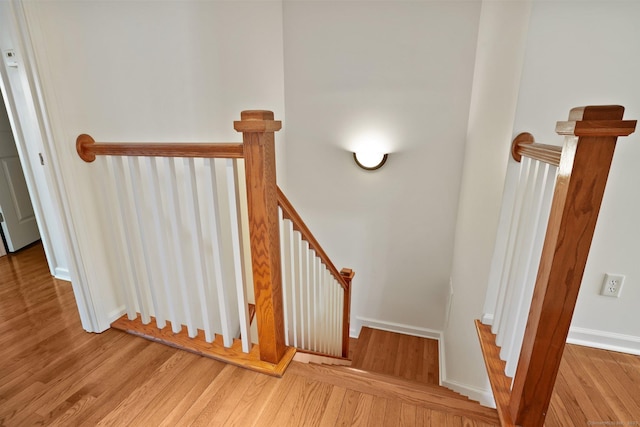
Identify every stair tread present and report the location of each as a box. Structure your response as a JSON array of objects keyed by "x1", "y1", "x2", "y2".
[
  {"x1": 350, "y1": 327, "x2": 441, "y2": 387},
  {"x1": 288, "y1": 361, "x2": 500, "y2": 425},
  {"x1": 324, "y1": 364, "x2": 473, "y2": 400}
]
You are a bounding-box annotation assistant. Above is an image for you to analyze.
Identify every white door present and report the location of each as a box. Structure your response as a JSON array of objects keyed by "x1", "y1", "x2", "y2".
[{"x1": 0, "y1": 94, "x2": 39, "y2": 252}]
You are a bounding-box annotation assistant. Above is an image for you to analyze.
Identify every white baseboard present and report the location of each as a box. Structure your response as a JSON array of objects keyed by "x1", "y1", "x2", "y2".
[
  {"x1": 441, "y1": 379, "x2": 496, "y2": 408},
  {"x1": 350, "y1": 326, "x2": 359, "y2": 339},
  {"x1": 54, "y1": 267, "x2": 71, "y2": 282},
  {"x1": 355, "y1": 316, "x2": 443, "y2": 341},
  {"x1": 567, "y1": 326, "x2": 640, "y2": 356}
]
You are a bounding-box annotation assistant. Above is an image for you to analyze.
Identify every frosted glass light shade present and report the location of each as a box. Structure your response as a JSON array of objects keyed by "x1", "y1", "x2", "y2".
[{"x1": 353, "y1": 151, "x2": 388, "y2": 170}]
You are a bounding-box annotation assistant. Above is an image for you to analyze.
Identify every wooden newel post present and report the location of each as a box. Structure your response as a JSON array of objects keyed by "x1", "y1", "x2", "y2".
[
  {"x1": 510, "y1": 106, "x2": 636, "y2": 426},
  {"x1": 234, "y1": 110, "x2": 286, "y2": 364},
  {"x1": 340, "y1": 268, "x2": 355, "y2": 358}
]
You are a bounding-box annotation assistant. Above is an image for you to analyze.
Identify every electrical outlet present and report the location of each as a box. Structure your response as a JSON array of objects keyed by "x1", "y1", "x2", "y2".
[{"x1": 600, "y1": 273, "x2": 625, "y2": 297}]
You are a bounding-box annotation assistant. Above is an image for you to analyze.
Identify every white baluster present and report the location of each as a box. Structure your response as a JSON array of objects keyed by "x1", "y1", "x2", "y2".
[
  {"x1": 104, "y1": 157, "x2": 136, "y2": 320},
  {"x1": 338, "y1": 287, "x2": 344, "y2": 357},
  {"x1": 335, "y1": 278, "x2": 340, "y2": 354},
  {"x1": 230, "y1": 159, "x2": 251, "y2": 352},
  {"x1": 183, "y1": 158, "x2": 215, "y2": 342},
  {"x1": 147, "y1": 157, "x2": 180, "y2": 333},
  {"x1": 128, "y1": 157, "x2": 165, "y2": 329},
  {"x1": 285, "y1": 219, "x2": 298, "y2": 348},
  {"x1": 325, "y1": 272, "x2": 331, "y2": 355},
  {"x1": 293, "y1": 230, "x2": 304, "y2": 349},
  {"x1": 315, "y1": 256, "x2": 322, "y2": 352},
  {"x1": 505, "y1": 163, "x2": 558, "y2": 378},
  {"x1": 498, "y1": 159, "x2": 542, "y2": 360},
  {"x1": 494, "y1": 157, "x2": 532, "y2": 341},
  {"x1": 112, "y1": 156, "x2": 150, "y2": 324},
  {"x1": 309, "y1": 249, "x2": 317, "y2": 352},
  {"x1": 484, "y1": 160, "x2": 522, "y2": 325},
  {"x1": 164, "y1": 158, "x2": 196, "y2": 337},
  {"x1": 497, "y1": 158, "x2": 539, "y2": 349},
  {"x1": 303, "y1": 241, "x2": 311, "y2": 350},
  {"x1": 202, "y1": 158, "x2": 231, "y2": 346},
  {"x1": 278, "y1": 208, "x2": 290, "y2": 347}
]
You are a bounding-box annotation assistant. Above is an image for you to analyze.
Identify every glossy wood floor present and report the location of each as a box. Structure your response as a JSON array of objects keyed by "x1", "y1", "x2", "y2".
[
  {"x1": 1, "y1": 243, "x2": 638, "y2": 426},
  {"x1": 350, "y1": 327, "x2": 440, "y2": 386},
  {"x1": 546, "y1": 343, "x2": 640, "y2": 426},
  {"x1": 0, "y1": 244, "x2": 495, "y2": 426}
]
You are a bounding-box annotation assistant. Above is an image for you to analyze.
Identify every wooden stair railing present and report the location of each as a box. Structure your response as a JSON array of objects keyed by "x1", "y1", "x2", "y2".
[
  {"x1": 76, "y1": 110, "x2": 353, "y2": 376},
  {"x1": 477, "y1": 105, "x2": 636, "y2": 426},
  {"x1": 277, "y1": 188, "x2": 354, "y2": 359}
]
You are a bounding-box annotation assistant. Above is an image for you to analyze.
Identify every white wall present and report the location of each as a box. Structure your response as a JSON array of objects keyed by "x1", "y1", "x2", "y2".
[
  {"x1": 23, "y1": 0, "x2": 286, "y2": 330},
  {"x1": 282, "y1": 1, "x2": 481, "y2": 336},
  {"x1": 444, "y1": 1, "x2": 532, "y2": 404},
  {"x1": 511, "y1": 0, "x2": 640, "y2": 353}
]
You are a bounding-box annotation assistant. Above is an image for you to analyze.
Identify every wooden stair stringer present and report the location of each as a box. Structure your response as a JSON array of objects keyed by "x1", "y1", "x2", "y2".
[
  {"x1": 475, "y1": 319, "x2": 515, "y2": 427},
  {"x1": 111, "y1": 314, "x2": 296, "y2": 377},
  {"x1": 287, "y1": 361, "x2": 500, "y2": 425}
]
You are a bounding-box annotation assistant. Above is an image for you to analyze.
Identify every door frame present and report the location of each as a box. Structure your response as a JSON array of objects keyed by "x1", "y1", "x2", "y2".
[{"x1": 0, "y1": 0, "x2": 100, "y2": 332}]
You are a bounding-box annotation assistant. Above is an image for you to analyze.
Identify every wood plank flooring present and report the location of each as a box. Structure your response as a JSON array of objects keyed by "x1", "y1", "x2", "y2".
[
  {"x1": 351, "y1": 326, "x2": 440, "y2": 386},
  {"x1": 546, "y1": 344, "x2": 640, "y2": 427},
  {"x1": 1, "y1": 243, "x2": 639, "y2": 426}
]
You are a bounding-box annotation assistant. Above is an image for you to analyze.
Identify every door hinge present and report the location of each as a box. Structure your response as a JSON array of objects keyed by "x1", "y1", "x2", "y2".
[{"x1": 39, "y1": 153, "x2": 45, "y2": 165}]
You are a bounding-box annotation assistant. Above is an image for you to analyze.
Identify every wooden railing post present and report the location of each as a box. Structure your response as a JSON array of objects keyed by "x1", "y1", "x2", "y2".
[
  {"x1": 509, "y1": 106, "x2": 636, "y2": 426},
  {"x1": 340, "y1": 268, "x2": 354, "y2": 358},
  {"x1": 234, "y1": 110, "x2": 286, "y2": 364}
]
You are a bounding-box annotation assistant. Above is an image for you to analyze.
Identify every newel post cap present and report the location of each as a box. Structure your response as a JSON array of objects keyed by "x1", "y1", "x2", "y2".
[
  {"x1": 555, "y1": 105, "x2": 636, "y2": 137},
  {"x1": 234, "y1": 110, "x2": 282, "y2": 133}
]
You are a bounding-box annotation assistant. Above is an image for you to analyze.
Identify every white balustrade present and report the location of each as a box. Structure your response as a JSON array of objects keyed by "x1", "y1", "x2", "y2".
[
  {"x1": 483, "y1": 155, "x2": 558, "y2": 382},
  {"x1": 278, "y1": 208, "x2": 345, "y2": 357},
  {"x1": 99, "y1": 155, "x2": 252, "y2": 352}
]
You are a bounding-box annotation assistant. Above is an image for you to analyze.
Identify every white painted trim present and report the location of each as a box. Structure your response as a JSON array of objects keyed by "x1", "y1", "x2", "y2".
[
  {"x1": 355, "y1": 316, "x2": 443, "y2": 341},
  {"x1": 567, "y1": 326, "x2": 640, "y2": 356},
  {"x1": 438, "y1": 330, "x2": 446, "y2": 387},
  {"x1": 349, "y1": 326, "x2": 359, "y2": 339},
  {"x1": 481, "y1": 313, "x2": 494, "y2": 325},
  {"x1": 441, "y1": 378, "x2": 496, "y2": 408},
  {"x1": 109, "y1": 306, "x2": 127, "y2": 324},
  {"x1": 54, "y1": 267, "x2": 70, "y2": 282},
  {"x1": 439, "y1": 330, "x2": 495, "y2": 408}
]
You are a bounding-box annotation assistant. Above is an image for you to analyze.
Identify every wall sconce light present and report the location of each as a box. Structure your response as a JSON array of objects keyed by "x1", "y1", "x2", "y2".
[{"x1": 353, "y1": 151, "x2": 388, "y2": 171}]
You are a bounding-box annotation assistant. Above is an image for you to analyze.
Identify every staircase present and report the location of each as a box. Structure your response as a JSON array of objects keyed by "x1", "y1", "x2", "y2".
[
  {"x1": 75, "y1": 109, "x2": 500, "y2": 424},
  {"x1": 77, "y1": 110, "x2": 352, "y2": 377},
  {"x1": 293, "y1": 327, "x2": 500, "y2": 425}
]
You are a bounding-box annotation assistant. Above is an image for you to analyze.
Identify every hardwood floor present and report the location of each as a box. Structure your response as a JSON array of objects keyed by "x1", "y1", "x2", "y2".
[
  {"x1": 546, "y1": 344, "x2": 640, "y2": 427},
  {"x1": 350, "y1": 327, "x2": 440, "y2": 386},
  {"x1": 0, "y1": 244, "x2": 495, "y2": 426},
  {"x1": 1, "y1": 243, "x2": 638, "y2": 426}
]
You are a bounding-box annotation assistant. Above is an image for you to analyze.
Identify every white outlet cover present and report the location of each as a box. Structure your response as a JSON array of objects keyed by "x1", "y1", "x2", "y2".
[{"x1": 601, "y1": 273, "x2": 625, "y2": 297}]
